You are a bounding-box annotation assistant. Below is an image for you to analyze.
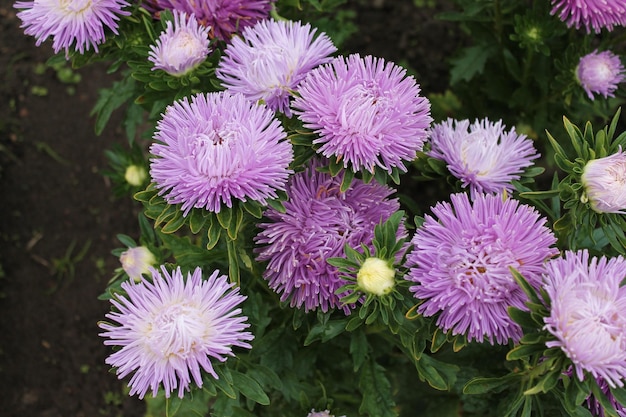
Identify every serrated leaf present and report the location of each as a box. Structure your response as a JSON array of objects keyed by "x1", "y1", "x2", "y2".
[
  {"x1": 449, "y1": 44, "x2": 495, "y2": 85},
  {"x1": 350, "y1": 329, "x2": 368, "y2": 372},
  {"x1": 358, "y1": 359, "x2": 397, "y2": 417}
]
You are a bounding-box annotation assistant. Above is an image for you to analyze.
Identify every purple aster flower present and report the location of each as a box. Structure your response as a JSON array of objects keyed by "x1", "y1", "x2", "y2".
[
  {"x1": 99, "y1": 265, "x2": 253, "y2": 399},
  {"x1": 587, "y1": 377, "x2": 626, "y2": 417},
  {"x1": 255, "y1": 159, "x2": 406, "y2": 314},
  {"x1": 148, "y1": 11, "x2": 211, "y2": 77},
  {"x1": 550, "y1": 0, "x2": 626, "y2": 33},
  {"x1": 292, "y1": 54, "x2": 432, "y2": 174},
  {"x1": 14, "y1": 0, "x2": 130, "y2": 56},
  {"x1": 145, "y1": 0, "x2": 273, "y2": 42},
  {"x1": 582, "y1": 149, "x2": 626, "y2": 214},
  {"x1": 577, "y1": 50, "x2": 625, "y2": 100},
  {"x1": 428, "y1": 118, "x2": 539, "y2": 199},
  {"x1": 406, "y1": 192, "x2": 558, "y2": 345},
  {"x1": 149, "y1": 91, "x2": 293, "y2": 215},
  {"x1": 216, "y1": 19, "x2": 337, "y2": 116},
  {"x1": 543, "y1": 250, "x2": 626, "y2": 388}
]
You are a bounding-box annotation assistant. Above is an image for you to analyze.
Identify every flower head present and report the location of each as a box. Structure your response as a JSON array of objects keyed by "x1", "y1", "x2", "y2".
[
  {"x1": 406, "y1": 193, "x2": 558, "y2": 345},
  {"x1": 357, "y1": 257, "x2": 395, "y2": 296},
  {"x1": 145, "y1": 0, "x2": 273, "y2": 41},
  {"x1": 255, "y1": 159, "x2": 405, "y2": 313},
  {"x1": 216, "y1": 19, "x2": 337, "y2": 116},
  {"x1": 550, "y1": 0, "x2": 626, "y2": 33},
  {"x1": 99, "y1": 265, "x2": 253, "y2": 398},
  {"x1": 428, "y1": 118, "x2": 539, "y2": 199},
  {"x1": 577, "y1": 50, "x2": 625, "y2": 100},
  {"x1": 307, "y1": 410, "x2": 346, "y2": 417},
  {"x1": 543, "y1": 250, "x2": 626, "y2": 388},
  {"x1": 582, "y1": 149, "x2": 626, "y2": 213},
  {"x1": 292, "y1": 54, "x2": 432, "y2": 173},
  {"x1": 149, "y1": 91, "x2": 293, "y2": 215},
  {"x1": 14, "y1": 0, "x2": 130, "y2": 56},
  {"x1": 148, "y1": 11, "x2": 211, "y2": 76},
  {"x1": 120, "y1": 246, "x2": 157, "y2": 282}
]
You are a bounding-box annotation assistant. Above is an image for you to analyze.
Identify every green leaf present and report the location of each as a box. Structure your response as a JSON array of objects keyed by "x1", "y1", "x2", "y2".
[
  {"x1": 506, "y1": 343, "x2": 546, "y2": 361},
  {"x1": 304, "y1": 318, "x2": 348, "y2": 346},
  {"x1": 415, "y1": 354, "x2": 458, "y2": 391},
  {"x1": 449, "y1": 44, "x2": 495, "y2": 84},
  {"x1": 350, "y1": 328, "x2": 368, "y2": 372},
  {"x1": 230, "y1": 370, "x2": 270, "y2": 406},
  {"x1": 207, "y1": 216, "x2": 221, "y2": 250},
  {"x1": 90, "y1": 76, "x2": 136, "y2": 135},
  {"x1": 116, "y1": 234, "x2": 137, "y2": 248},
  {"x1": 358, "y1": 359, "x2": 398, "y2": 417},
  {"x1": 213, "y1": 367, "x2": 236, "y2": 399},
  {"x1": 161, "y1": 210, "x2": 185, "y2": 234},
  {"x1": 188, "y1": 209, "x2": 208, "y2": 234},
  {"x1": 463, "y1": 375, "x2": 515, "y2": 395},
  {"x1": 340, "y1": 168, "x2": 355, "y2": 192},
  {"x1": 216, "y1": 207, "x2": 233, "y2": 231}
]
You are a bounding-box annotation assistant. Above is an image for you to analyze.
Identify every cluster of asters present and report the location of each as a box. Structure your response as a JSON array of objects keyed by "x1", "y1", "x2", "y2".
[{"x1": 14, "y1": 0, "x2": 626, "y2": 413}]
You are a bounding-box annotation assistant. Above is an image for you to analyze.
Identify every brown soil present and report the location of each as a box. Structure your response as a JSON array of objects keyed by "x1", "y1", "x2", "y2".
[{"x1": 0, "y1": 1, "x2": 459, "y2": 416}]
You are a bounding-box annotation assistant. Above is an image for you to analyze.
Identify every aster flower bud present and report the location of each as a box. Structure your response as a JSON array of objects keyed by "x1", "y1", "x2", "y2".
[
  {"x1": 357, "y1": 257, "x2": 395, "y2": 296},
  {"x1": 124, "y1": 164, "x2": 147, "y2": 187},
  {"x1": 581, "y1": 150, "x2": 626, "y2": 214},
  {"x1": 148, "y1": 11, "x2": 211, "y2": 77},
  {"x1": 576, "y1": 50, "x2": 625, "y2": 100},
  {"x1": 119, "y1": 246, "x2": 156, "y2": 282}
]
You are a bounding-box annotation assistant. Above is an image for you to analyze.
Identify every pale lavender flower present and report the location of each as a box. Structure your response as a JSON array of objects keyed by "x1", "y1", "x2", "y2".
[
  {"x1": 14, "y1": 0, "x2": 130, "y2": 56},
  {"x1": 255, "y1": 159, "x2": 406, "y2": 314},
  {"x1": 577, "y1": 50, "x2": 625, "y2": 100},
  {"x1": 148, "y1": 11, "x2": 211, "y2": 77},
  {"x1": 99, "y1": 265, "x2": 253, "y2": 399},
  {"x1": 216, "y1": 19, "x2": 337, "y2": 116},
  {"x1": 582, "y1": 149, "x2": 626, "y2": 214},
  {"x1": 150, "y1": 91, "x2": 293, "y2": 215},
  {"x1": 307, "y1": 409, "x2": 346, "y2": 417},
  {"x1": 292, "y1": 54, "x2": 432, "y2": 174},
  {"x1": 543, "y1": 250, "x2": 626, "y2": 388},
  {"x1": 406, "y1": 192, "x2": 558, "y2": 345},
  {"x1": 428, "y1": 118, "x2": 539, "y2": 199},
  {"x1": 550, "y1": 0, "x2": 626, "y2": 33},
  {"x1": 145, "y1": 0, "x2": 273, "y2": 41},
  {"x1": 119, "y1": 246, "x2": 157, "y2": 282}
]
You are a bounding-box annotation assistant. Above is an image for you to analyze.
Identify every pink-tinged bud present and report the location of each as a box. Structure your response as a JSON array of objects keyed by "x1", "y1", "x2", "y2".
[
  {"x1": 120, "y1": 246, "x2": 157, "y2": 282},
  {"x1": 148, "y1": 11, "x2": 211, "y2": 77},
  {"x1": 582, "y1": 150, "x2": 626, "y2": 214}
]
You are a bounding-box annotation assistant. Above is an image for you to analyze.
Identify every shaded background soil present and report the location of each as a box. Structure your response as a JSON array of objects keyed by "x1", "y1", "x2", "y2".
[{"x1": 0, "y1": 1, "x2": 461, "y2": 416}]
